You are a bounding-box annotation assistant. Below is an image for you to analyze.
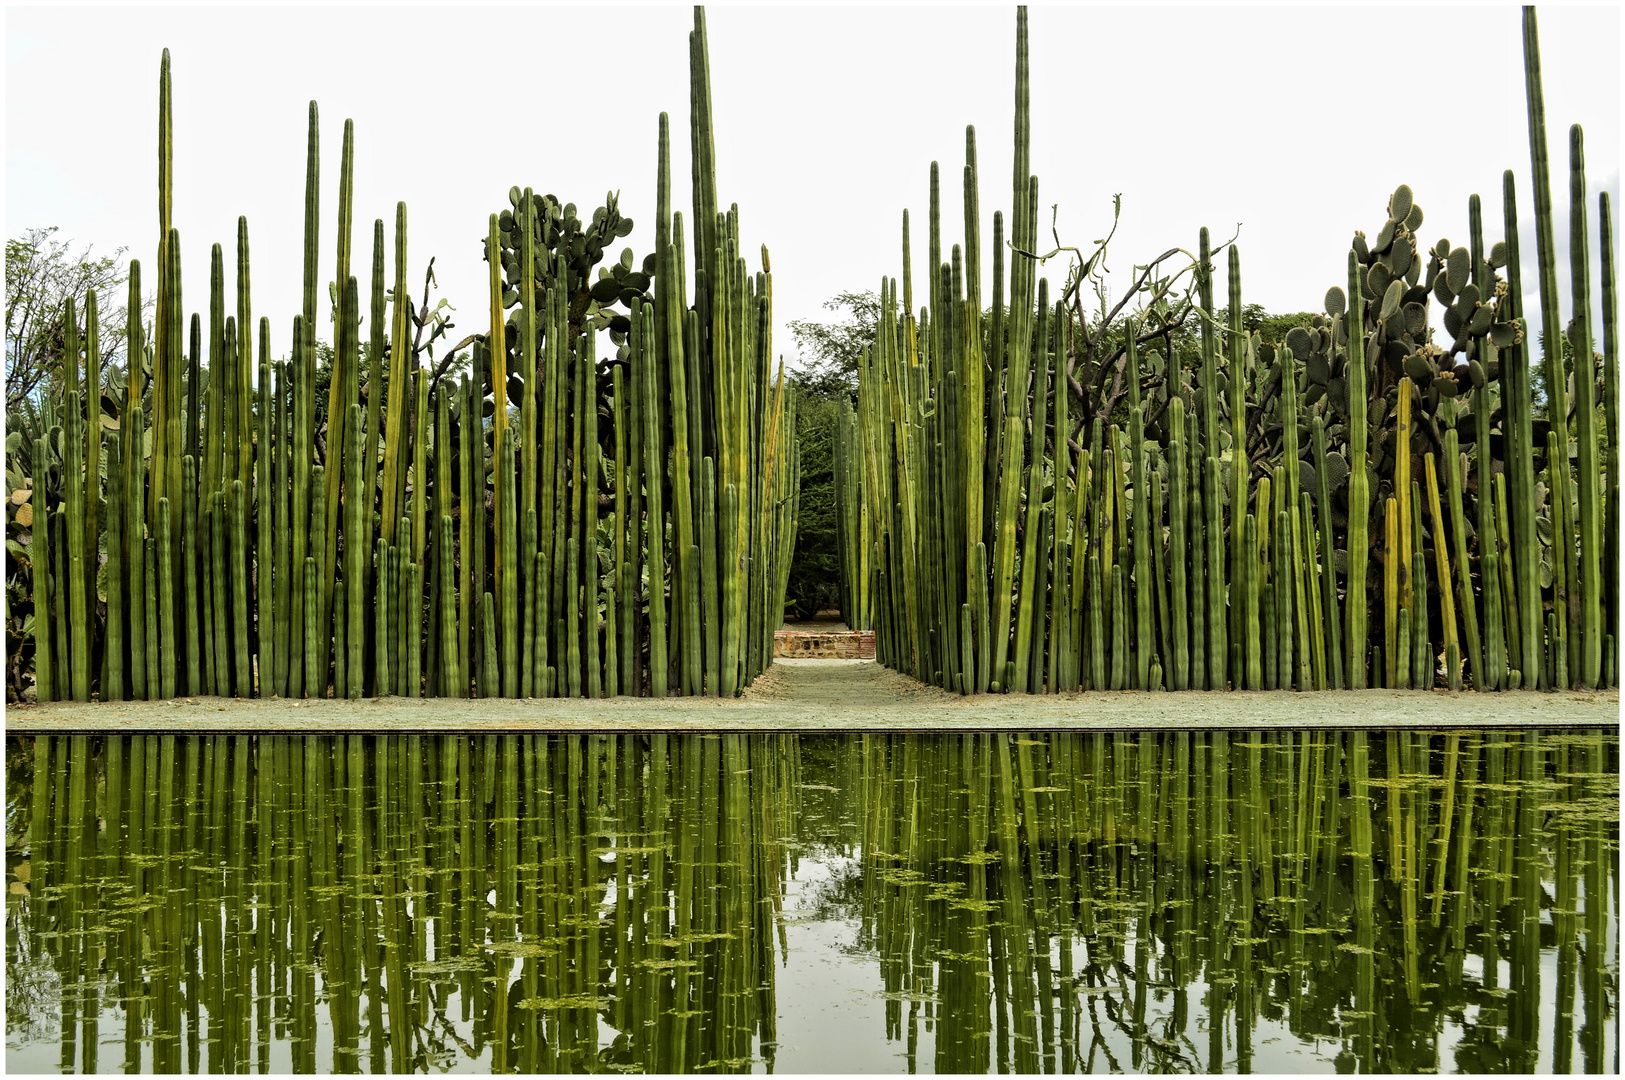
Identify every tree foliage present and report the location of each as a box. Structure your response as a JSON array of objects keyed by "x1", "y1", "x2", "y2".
[
  {"x1": 786, "y1": 290, "x2": 879, "y2": 397},
  {"x1": 5, "y1": 227, "x2": 145, "y2": 410},
  {"x1": 783, "y1": 291, "x2": 881, "y2": 620},
  {"x1": 783, "y1": 389, "x2": 841, "y2": 620}
]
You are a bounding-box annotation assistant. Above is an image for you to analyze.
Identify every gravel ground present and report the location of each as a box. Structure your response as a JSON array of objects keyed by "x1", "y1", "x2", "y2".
[{"x1": 7, "y1": 659, "x2": 1617, "y2": 733}]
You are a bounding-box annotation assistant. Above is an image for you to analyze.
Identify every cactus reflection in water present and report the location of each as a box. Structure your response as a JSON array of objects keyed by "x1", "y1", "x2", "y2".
[{"x1": 6, "y1": 729, "x2": 1616, "y2": 1073}]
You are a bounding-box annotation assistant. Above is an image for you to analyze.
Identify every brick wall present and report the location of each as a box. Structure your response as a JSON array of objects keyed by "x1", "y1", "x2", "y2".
[{"x1": 773, "y1": 630, "x2": 875, "y2": 659}]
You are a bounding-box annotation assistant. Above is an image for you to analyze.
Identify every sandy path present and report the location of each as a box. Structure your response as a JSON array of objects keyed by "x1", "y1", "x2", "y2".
[{"x1": 7, "y1": 658, "x2": 1616, "y2": 733}]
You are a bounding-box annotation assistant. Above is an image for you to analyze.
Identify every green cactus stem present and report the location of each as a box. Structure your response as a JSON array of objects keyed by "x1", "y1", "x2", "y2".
[
  {"x1": 231, "y1": 480, "x2": 250, "y2": 695},
  {"x1": 32, "y1": 438, "x2": 53, "y2": 703},
  {"x1": 157, "y1": 497, "x2": 176, "y2": 699}
]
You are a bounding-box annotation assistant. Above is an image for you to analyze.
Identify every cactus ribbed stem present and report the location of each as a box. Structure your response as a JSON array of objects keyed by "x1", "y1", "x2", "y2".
[
  {"x1": 144, "y1": 538, "x2": 159, "y2": 699},
  {"x1": 1204, "y1": 458, "x2": 1226, "y2": 689},
  {"x1": 33, "y1": 438, "x2": 53, "y2": 703},
  {"x1": 333, "y1": 586, "x2": 347, "y2": 700},
  {"x1": 212, "y1": 490, "x2": 230, "y2": 695},
  {"x1": 394, "y1": 527, "x2": 409, "y2": 697},
  {"x1": 565, "y1": 536, "x2": 582, "y2": 698},
  {"x1": 374, "y1": 538, "x2": 391, "y2": 696},
  {"x1": 1409, "y1": 485, "x2": 1430, "y2": 689},
  {"x1": 604, "y1": 580, "x2": 618, "y2": 697},
  {"x1": 1187, "y1": 439, "x2": 1207, "y2": 691},
  {"x1": 1301, "y1": 493, "x2": 1325, "y2": 690},
  {"x1": 105, "y1": 431, "x2": 125, "y2": 701},
  {"x1": 520, "y1": 507, "x2": 536, "y2": 698},
  {"x1": 256, "y1": 346, "x2": 273, "y2": 696},
  {"x1": 500, "y1": 426, "x2": 518, "y2": 699},
  {"x1": 63, "y1": 391, "x2": 88, "y2": 701},
  {"x1": 1168, "y1": 399, "x2": 1189, "y2": 691},
  {"x1": 406, "y1": 560, "x2": 421, "y2": 698},
  {"x1": 439, "y1": 515, "x2": 460, "y2": 697},
  {"x1": 381, "y1": 204, "x2": 409, "y2": 550},
  {"x1": 1600, "y1": 190, "x2": 1618, "y2": 682},
  {"x1": 157, "y1": 497, "x2": 175, "y2": 700},
  {"x1": 1346, "y1": 252, "x2": 1371, "y2": 688},
  {"x1": 534, "y1": 550, "x2": 550, "y2": 698},
  {"x1": 127, "y1": 413, "x2": 148, "y2": 701},
  {"x1": 201, "y1": 501, "x2": 217, "y2": 694},
  {"x1": 83, "y1": 296, "x2": 103, "y2": 678},
  {"x1": 1424, "y1": 454, "x2": 1460, "y2": 689},
  {"x1": 701, "y1": 458, "x2": 720, "y2": 695},
  {"x1": 456, "y1": 376, "x2": 474, "y2": 697},
  {"x1": 231, "y1": 480, "x2": 250, "y2": 695},
  {"x1": 345, "y1": 404, "x2": 365, "y2": 699},
  {"x1": 1566, "y1": 126, "x2": 1602, "y2": 687}
]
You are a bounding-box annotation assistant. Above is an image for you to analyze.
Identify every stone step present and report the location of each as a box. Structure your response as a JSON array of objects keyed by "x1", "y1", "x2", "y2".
[{"x1": 773, "y1": 630, "x2": 875, "y2": 659}]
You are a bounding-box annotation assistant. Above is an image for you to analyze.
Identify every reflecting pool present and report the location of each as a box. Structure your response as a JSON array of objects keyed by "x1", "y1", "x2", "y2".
[{"x1": 5, "y1": 730, "x2": 1617, "y2": 1073}]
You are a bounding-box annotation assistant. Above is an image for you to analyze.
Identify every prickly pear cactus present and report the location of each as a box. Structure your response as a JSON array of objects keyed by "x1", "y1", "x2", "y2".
[{"x1": 492, "y1": 187, "x2": 654, "y2": 366}]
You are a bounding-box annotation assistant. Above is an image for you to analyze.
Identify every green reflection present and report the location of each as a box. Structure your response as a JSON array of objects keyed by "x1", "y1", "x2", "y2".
[{"x1": 5, "y1": 730, "x2": 1617, "y2": 1074}]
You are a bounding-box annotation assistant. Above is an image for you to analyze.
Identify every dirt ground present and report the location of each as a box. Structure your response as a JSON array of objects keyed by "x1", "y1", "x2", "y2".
[{"x1": 7, "y1": 659, "x2": 1617, "y2": 733}]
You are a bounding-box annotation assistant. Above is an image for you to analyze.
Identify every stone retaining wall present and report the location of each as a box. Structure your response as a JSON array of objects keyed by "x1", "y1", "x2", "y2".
[{"x1": 774, "y1": 630, "x2": 875, "y2": 659}]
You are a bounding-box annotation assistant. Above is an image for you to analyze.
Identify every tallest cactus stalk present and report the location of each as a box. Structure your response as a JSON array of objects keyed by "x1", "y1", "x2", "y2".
[
  {"x1": 289, "y1": 101, "x2": 319, "y2": 700},
  {"x1": 152, "y1": 50, "x2": 173, "y2": 535},
  {"x1": 322, "y1": 119, "x2": 356, "y2": 648},
  {"x1": 690, "y1": 8, "x2": 719, "y2": 296},
  {"x1": 1522, "y1": 7, "x2": 1577, "y2": 682},
  {"x1": 989, "y1": 6, "x2": 1032, "y2": 691},
  {"x1": 1566, "y1": 125, "x2": 1601, "y2": 688}
]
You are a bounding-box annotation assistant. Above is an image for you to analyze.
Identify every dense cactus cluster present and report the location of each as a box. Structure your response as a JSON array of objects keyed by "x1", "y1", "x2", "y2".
[
  {"x1": 840, "y1": 6, "x2": 1617, "y2": 694},
  {"x1": 10, "y1": 8, "x2": 799, "y2": 704}
]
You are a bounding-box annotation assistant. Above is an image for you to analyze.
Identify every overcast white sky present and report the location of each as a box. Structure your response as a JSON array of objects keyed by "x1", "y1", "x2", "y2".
[{"x1": 7, "y1": 4, "x2": 1620, "y2": 373}]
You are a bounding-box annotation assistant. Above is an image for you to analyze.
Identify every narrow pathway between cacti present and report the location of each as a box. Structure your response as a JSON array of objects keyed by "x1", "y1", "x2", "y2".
[{"x1": 8, "y1": 661, "x2": 1615, "y2": 733}]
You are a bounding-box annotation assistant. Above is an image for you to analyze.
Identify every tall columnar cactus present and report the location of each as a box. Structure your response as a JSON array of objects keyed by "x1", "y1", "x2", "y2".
[
  {"x1": 1344, "y1": 250, "x2": 1371, "y2": 688},
  {"x1": 1522, "y1": 7, "x2": 1583, "y2": 686},
  {"x1": 1566, "y1": 125, "x2": 1601, "y2": 688},
  {"x1": 1602, "y1": 190, "x2": 1618, "y2": 674}
]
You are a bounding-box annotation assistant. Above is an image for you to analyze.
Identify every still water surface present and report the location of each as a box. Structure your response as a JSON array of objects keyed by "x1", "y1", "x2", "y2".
[{"x1": 5, "y1": 730, "x2": 1617, "y2": 1073}]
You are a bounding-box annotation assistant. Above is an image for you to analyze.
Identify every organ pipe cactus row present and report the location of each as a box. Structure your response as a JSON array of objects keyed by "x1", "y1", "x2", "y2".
[
  {"x1": 12, "y1": 8, "x2": 796, "y2": 703},
  {"x1": 837, "y1": 4, "x2": 1616, "y2": 694}
]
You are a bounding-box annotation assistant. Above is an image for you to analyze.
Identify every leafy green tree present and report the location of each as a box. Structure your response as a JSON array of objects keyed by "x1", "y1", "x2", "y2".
[
  {"x1": 6, "y1": 227, "x2": 146, "y2": 410},
  {"x1": 783, "y1": 389, "x2": 841, "y2": 619},
  {"x1": 783, "y1": 291, "x2": 879, "y2": 620},
  {"x1": 1248, "y1": 306, "x2": 1319, "y2": 345},
  {"x1": 786, "y1": 290, "x2": 878, "y2": 397}
]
